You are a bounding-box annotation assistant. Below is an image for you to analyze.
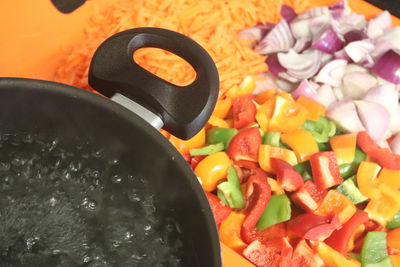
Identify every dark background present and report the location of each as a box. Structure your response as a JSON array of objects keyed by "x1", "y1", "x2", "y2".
[{"x1": 366, "y1": 0, "x2": 400, "y2": 18}]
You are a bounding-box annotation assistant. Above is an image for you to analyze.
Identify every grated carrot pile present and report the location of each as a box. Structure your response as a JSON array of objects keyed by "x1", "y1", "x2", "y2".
[{"x1": 55, "y1": 0, "x2": 314, "y2": 96}]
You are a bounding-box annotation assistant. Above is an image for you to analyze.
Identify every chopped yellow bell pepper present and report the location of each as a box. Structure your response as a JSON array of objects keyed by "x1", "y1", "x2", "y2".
[
  {"x1": 212, "y1": 98, "x2": 232, "y2": 119},
  {"x1": 364, "y1": 183, "x2": 400, "y2": 226},
  {"x1": 221, "y1": 242, "x2": 256, "y2": 267},
  {"x1": 254, "y1": 89, "x2": 277, "y2": 105},
  {"x1": 219, "y1": 212, "x2": 247, "y2": 253},
  {"x1": 348, "y1": 224, "x2": 365, "y2": 252},
  {"x1": 390, "y1": 254, "x2": 400, "y2": 267},
  {"x1": 269, "y1": 96, "x2": 309, "y2": 133},
  {"x1": 357, "y1": 161, "x2": 382, "y2": 201},
  {"x1": 208, "y1": 115, "x2": 231, "y2": 128},
  {"x1": 379, "y1": 168, "x2": 400, "y2": 190},
  {"x1": 255, "y1": 97, "x2": 275, "y2": 132},
  {"x1": 315, "y1": 190, "x2": 357, "y2": 224},
  {"x1": 194, "y1": 152, "x2": 231, "y2": 192},
  {"x1": 259, "y1": 144, "x2": 298, "y2": 173},
  {"x1": 281, "y1": 128, "x2": 319, "y2": 162},
  {"x1": 296, "y1": 96, "x2": 326, "y2": 122},
  {"x1": 317, "y1": 242, "x2": 361, "y2": 267},
  {"x1": 267, "y1": 178, "x2": 285, "y2": 195},
  {"x1": 277, "y1": 91, "x2": 295, "y2": 102},
  {"x1": 329, "y1": 133, "x2": 357, "y2": 165},
  {"x1": 225, "y1": 76, "x2": 256, "y2": 98},
  {"x1": 387, "y1": 228, "x2": 400, "y2": 250},
  {"x1": 169, "y1": 128, "x2": 205, "y2": 155}
]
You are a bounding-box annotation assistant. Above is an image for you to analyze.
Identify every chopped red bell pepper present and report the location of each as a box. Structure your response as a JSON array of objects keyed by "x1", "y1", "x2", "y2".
[
  {"x1": 287, "y1": 213, "x2": 341, "y2": 242},
  {"x1": 237, "y1": 159, "x2": 260, "y2": 170},
  {"x1": 205, "y1": 191, "x2": 231, "y2": 224},
  {"x1": 232, "y1": 94, "x2": 257, "y2": 129},
  {"x1": 227, "y1": 127, "x2": 262, "y2": 162},
  {"x1": 241, "y1": 171, "x2": 272, "y2": 244},
  {"x1": 270, "y1": 158, "x2": 304, "y2": 191},
  {"x1": 302, "y1": 212, "x2": 341, "y2": 241},
  {"x1": 358, "y1": 131, "x2": 400, "y2": 170},
  {"x1": 325, "y1": 210, "x2": 369, "y2": 254},
  {"x1": 292, "y1": 239, "x2": 326, "y2": 267},
  {"x1": 310, "y1": 151, "x2": 343, "y2": 190},
  {"x1": 190, "y1": 155, "x2": 206, "y2": 170},
  {"x1": 292, "y1": 180, "x2": 327, "y2": 213},
  {"x1": 352, "y1": 220, "x2": 385, "y2": 253},
  {"x1": 245, "y1": 222, "x2": 287, "y2": 245},
  {"x1": 243, "y1": 238, "x2": 293, "y2": 267}
]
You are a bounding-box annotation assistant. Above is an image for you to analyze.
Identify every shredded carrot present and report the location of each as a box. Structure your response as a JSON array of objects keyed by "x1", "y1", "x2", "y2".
[{"x1": 54, "y1": 0, "x2": 319, "y2": 94}]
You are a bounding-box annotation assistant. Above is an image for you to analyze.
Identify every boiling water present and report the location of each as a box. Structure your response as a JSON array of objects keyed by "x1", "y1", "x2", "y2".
[{"x1": 0, "y1": 133, "x2": 184, "y2": 267}]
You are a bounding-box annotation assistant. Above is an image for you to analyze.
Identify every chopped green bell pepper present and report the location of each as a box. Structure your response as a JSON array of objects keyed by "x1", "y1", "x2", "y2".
[
  {"x1": 348, "y1": 253, "x2": 361, "y2": 262},
  {"x1": 190, "y1": 142, "x2": 224, "y2": 156},
  {"x1": 301, "y1": 116, "x2": 334, "y2": 143},
  {"x1": 263, "y1": 131, "x2": 281, "y2": 147},
  {"x1": 294, "y1": 161, "x2": 312, "y2": 181},
  {"x1": 339, "y1": 148, "x2": 367, "y2": 179},
  {"x1": 339, "y1": 163, "x2": 354, "y2": 179},
  {"x1": 336, "y1": 175, "x2": 368, "y2": 204},
  {"x1": 361, "y1": 231, "x2": 393, "y2": 267},
  {"x1": 318, "y1": 142, "x2": 331, "y2": 151},
  {"x1": 206, "y1": 128, "x2": 238, "y2": 150},
  {"x1": 256, "y1": 194, "x2": 291, "y2": 231},
  {"x1": 386, "y1": 209, "x2": 400, "y2": 229},
  {"x1": 217, "y1": 166, "x2": 245, "y2": 209}
]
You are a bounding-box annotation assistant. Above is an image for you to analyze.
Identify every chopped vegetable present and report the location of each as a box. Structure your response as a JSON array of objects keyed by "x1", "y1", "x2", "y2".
[
  {"x1": 387, "y1": 210, "x2": 400, "y2": 229},
  {"x1": 281, "y1": 128, "x2": 319, "y2": 162},
  {"x1": 301, "y1": 116, "x2": 335, "y2": 143},
  {"x1": 258, "y1": 144, "x2": 298, "y2": 173},
  {"x1": 296, "y1": 96, "x2": 326, "y2": 122},
  {"x1": 310, "y1": 152, "x2": 343, "y2": 190},
  {"x1": 317, "y1": 242, "x2": 361, "y2": 267},
  {"x1": 292, "y1": 180, "x2": 327, "y2": 213},
  {"x1": 256, "y1": 194, "x2": 291, "y2": 231},
  {"x1": 361, "y1": 231, "x2": 393, "y2": 267},
  {"x1": 190, "y1": 142, "x2": 224, "y2": 156},
  {"x1": 336, "y1": 176, "x2": 368, "y2": 205},
  {"x1": 356, "y1": 161, "x2": 382, "y2": 200},
  {"x1": 270, "y1": 158, "x2": 304, "y2": 191},
  {"x1": 206, "y1": 128, "x2": 239, "y2": 150},
  {"x1": 372, "y1": 49, "x2": 400, "y2": 85},
  {"x1": 205, "y1": 192, "x2": 231, "y2": 224},
  {"x1": 329, "y1": 133, "x2": 357, "y2": 164},
  {"x1": 217, "y1": 166, "x2": 245, "y2": 209},
  {"x1": 262, "y1": 131, "x2": 281, "y2": 147},
  {"x1": 232, "y1": 94, "x2": 257, "y2": 129},
  {"x1": 314, "y1": 189, "x2": 356, "y2": 224},
  {"x1": 220, "y1": 212, "x2": 247, "y2": 252},
  {"x1": 169, "y1": 128, "x2": 206, "y2": 155},
  {"x1": 227, "y1": 127, "x2": 262, "y2": 162}
]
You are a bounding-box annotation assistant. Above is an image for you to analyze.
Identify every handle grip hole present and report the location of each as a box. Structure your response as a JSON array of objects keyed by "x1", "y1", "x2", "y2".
[{"x1": 133, "y1": 47, "x2": 196, "y2": 87}]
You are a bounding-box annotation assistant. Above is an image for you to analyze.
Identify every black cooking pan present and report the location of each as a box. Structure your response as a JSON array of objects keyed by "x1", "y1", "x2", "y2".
[{"x1": 0, "y1": 27, "x2": 220, "y2": 266}]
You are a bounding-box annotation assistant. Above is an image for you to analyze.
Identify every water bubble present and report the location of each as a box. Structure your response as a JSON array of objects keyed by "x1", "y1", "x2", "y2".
[
  {"x1": 81, "y1": 197, "x2": 97, "y2": 211},
  {"x1": 0, "y1": 162, "x2": 11, "y2": 171},
  {"x1": 110, "y1": 175, "x2": 122, "y2": 184}
]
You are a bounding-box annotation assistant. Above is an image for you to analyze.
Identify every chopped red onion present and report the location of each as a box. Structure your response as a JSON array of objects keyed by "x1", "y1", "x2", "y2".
[
  {"x1": 367, "y1": 10, "x2": 392, "y2": 39},
  {"x1": 359, "y1": 54, "x2": 374, "y2": 68},
  {"x1": 253, "y1": 73, "x2": 280, "y2": 95},
  {"x1": 315, "y1": 59, "x2": 347, "y2": 87},
  {"x1": 290, "y1": 19, "x2": 312, "y2": 40},
  {"x1": 310, "y1": 14, "x2": 333, "y2": 37},
  {"x1": 312, "y1": 24, "x2": 345, "y2": 54},
  {"x1": 342, "y1": 71, "x2": 377, "y2": 99},
  {"x1": 293, "y1": 38, "x2": 312, "y2": 53},
  {"x1": 265, "y1": 53, "x2": 286, "y2": 75},
  {"x1": 355, "y1": 100, "x2": 390, "y2": 141},
  {"x1": 326, "y1": 98, "x2": 365, "y2": 133},
  {"x1": 344, "y1": 63, "x2": 369, "y2": 74},
  {"x1": 371, "y1": 39, "x2": 394, "y2": 60},
  {"x1": 328, "y1": 0, "x2": 346, "y2": 19},
  {"x1": 363, "y1": 84, "x2": 399, "y2": 117},
  {"x1": 291, "y1": 79, "x2": 319, "y2": 100},
  {"x1": 255, "y1": 20, "x2": 294, "y2": 55},
  {"x1": 317, "y1": 84, "x2": 337, "y2": 108},
  {"x1": 339, "y1": 13, "x2": 367, "y2": 29},
  {"x1": 376, "y1": 27, "x2": 400, "y2": 50},
  {"x1": 372, "y1": 49, "x2": 400, "y2": 85},
  {"x1": 278, "y1": 49, "x2": 322, "y2": 79},
  {"x1": 238, "y1": 23, "x2": 275, "y2": 42},
  {"x1": 343, "y1": 29, "x2": 368, "y2": 43},
  {"x1": 280, "y1": 5, "x2": 297, "y2": 23},
  {"x1": 390, "y1": 133, "x2": 400, "y2": 155},
  {"x1": 297, "y1": 6, "x2": 330, "y2": 19},
  {"x1": 390, "y1": 103, "x2": 400, "y2": 134},
  {"x1": 278, "y1": 71, "x2": 301, "y2": 83},
  {"x1": 321, "y1": 52, "x2": 334, "y2": 66},
  {"x1": 344, "y1": 40, "x2": 374, "y2": 63},
  {"x1": 334, "y1": 48, "x2": 351, "y2": 61}
]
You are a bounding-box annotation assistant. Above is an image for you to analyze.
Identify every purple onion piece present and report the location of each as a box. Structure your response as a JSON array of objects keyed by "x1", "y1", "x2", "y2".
[
  {"x1": 372, "y1": 49, "x2": 400, "y2": 84},
  {"x1": 254, "y1": 19, "x2": 294, "y2": 55},
  {"x1": 344, "y1": 40, "x2": 374, "y2": 63},
  {"x1": 238, "y1": 23, "x2": 275, "y2": 42},
  {"x1": 293, "y1": 38, "x2": 312, "y2": 53},
  {"x1": 265, "y1": 53, "x2": 286, "y2": 75},
  {"x1": 277, "y1": 49, "x2": 322, "y2": 80},
  {"x1": 312, "y1": 25, "x2": 345, "y2": 54},
  {"x1": 280, "y1": 5, "x2": 297, "y2": 23},
  {"x1": 291, "y1": 79, "x2": 319, "y2": 100},
  {"x1": 334, "y1": 49, "x2": 351, "y2": 61},
  {"x1": 367, "y1": 10, "x2": 392, "y2": 39},
  {"x1": 343, "y1": 29, "x2": 368, "y2": 43},
  {"x1": 328, "y1": 0, "x2": 346, "y2": 19}
]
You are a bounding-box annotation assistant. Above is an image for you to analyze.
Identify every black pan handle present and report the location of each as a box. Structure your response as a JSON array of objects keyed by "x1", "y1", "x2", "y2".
[
  {"x1": 50, "y1": 0, "x2": 87, "y2": 13},
  {"x1": 88, "y1": 27, "x2": 219, "y2": 140}
]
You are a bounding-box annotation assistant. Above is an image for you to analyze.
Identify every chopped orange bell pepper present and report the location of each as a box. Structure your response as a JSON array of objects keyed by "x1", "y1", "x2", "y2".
[
  {"x1": 329, "y1": 133, "x2": 357, "y2": 165},
  {"x1": 387, "y1": 228, "x2": 400, "y2": 250},
  {"x1": 255, "y1": 97, "x2": 275, "y2": 132},
  {"x1": 314, "y1": 190, "x2": 356, "y2": 224},
  {"x1": 258, "y1": 144, "x2": 298, "y2": 173},
  {"x1": 296, "y1": 96, "x2": 326, "y2": 122},
  {"x1": 194, "y1": 152, "x2": 231, "y2": 192},
  {"x1": 390, "y1": 254, "x2": 400, "y2": 267},
  {"x1": 277, "y1": 91, "x2": 295, "y2": 102},
  {"x1": 208, "y1": 115, "x2": 231, "y2": 128},
  {"x1": 379, "y1": 168, "x2": 400, "y2": 191},
  {"x1": 281, "y1": 128, "x2": 319, "y2": 162},
  {"x1": 255, "y1": 89, "x2": 277, "y2": 105},
  {"x1": 221, "y1": 242, "x2": 256, "y2": 267},
  {"x1": 212, "y1": 98, "x2": 232, "y2": 119},
  {"x1": 269, "y1": 96, "x2": 309, "y2": 133},
  {"x1": 225, "y1": 76, "x2": 256, "y2": 98},
  {"x1": 357, "y1": 161, "x2": 382, "y2": 201},
  {"x1": 364, "y1": 183, "x2": 400, "y2": 226},
  {"x1": 316, "y1": 242, "x2": 361, "y2": 267},
  {"x1": 169, "y1": 128, "x2": 206, "y2": 155},
  {"x1": 267, "y1": 178, "x2": 285, "y2": 195},
  {"x1": 219, "y1": 212, "x2": 247, "y2": 252},
  {"x1": 347, "y1": 224, "x2": 365, "y2": 252}
]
